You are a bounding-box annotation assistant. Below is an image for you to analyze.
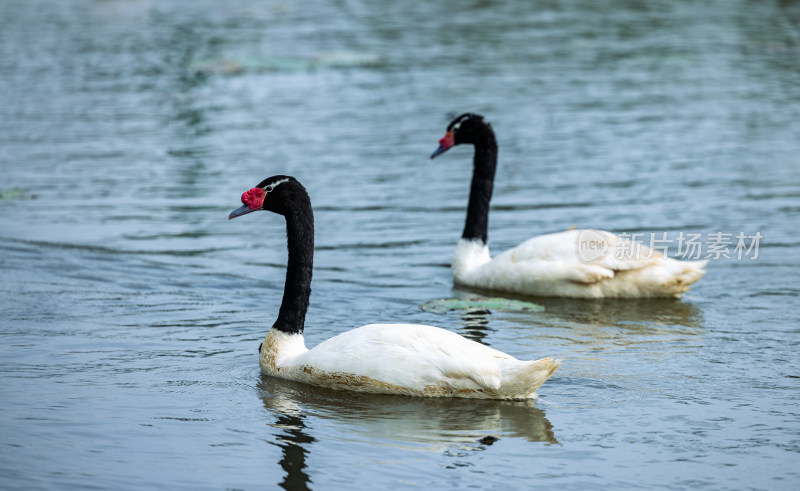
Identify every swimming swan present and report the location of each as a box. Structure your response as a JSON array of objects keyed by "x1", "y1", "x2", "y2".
[
  {"x1": 430, "y1": 113, "x2": 707, "y2": 299},
  {"x1": 229, "y1": 175, "x2": 559, "y2": 398}
]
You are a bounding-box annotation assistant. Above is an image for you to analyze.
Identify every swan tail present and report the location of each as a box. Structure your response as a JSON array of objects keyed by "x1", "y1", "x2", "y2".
[
  {"x1": 498, "y1": 357, "x2": 561, "y2": 398},
  {"x1": 662, "y1": 259, "x2": 708, "y2": 296}
]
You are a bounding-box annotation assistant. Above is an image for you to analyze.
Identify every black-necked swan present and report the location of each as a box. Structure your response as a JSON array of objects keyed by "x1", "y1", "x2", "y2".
[
  {"x1": 430, "y1": 113, "x2": 707, "y2": 299},
  {"x1": 229, "y1": 175, "x2": 559, "y2": 398}
]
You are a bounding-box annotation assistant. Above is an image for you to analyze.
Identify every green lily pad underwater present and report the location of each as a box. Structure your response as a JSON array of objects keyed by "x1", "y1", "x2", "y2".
[
  {"x1": 420, "y1": 296, "x2": 544, "y2": 314},
  {"x1": 0, "y1": 189, "x2": 33, "y2": 200}
]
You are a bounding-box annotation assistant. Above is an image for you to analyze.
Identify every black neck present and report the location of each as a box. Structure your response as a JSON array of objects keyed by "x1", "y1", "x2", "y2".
[
  {"x1": 273, "y1": 196, "x2": 314, "y2": 335},
  {"x1": 462, "y1": 126, "x2": 497, "y2": 244}
]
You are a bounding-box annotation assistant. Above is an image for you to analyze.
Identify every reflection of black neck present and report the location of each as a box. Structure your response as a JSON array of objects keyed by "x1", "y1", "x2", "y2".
[
  {"x1": 274, "y1": 194, "x2": 314, "y2": 335},
  {"x1": 458, "y1": 309, "x2": 492, "y2": 345},
  {"x1": 274, "y1": 414, "x2": 315, "y2": 490},
  {"x1": 463, "y1": 125, "x2": 497, "y2": 244}
]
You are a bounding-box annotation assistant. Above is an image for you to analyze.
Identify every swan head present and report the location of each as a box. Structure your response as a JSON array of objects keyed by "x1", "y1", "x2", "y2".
[
  {"x1": 229, "y1": 175, "x2": 306, "y2": 219},
  {"x1": 430, "y1": 113, "x2": 490, "y2": 159}
]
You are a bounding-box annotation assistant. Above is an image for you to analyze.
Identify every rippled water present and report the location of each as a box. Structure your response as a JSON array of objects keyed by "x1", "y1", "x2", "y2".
[{"x1": 2, "y1": 0, "x2": 799, "y2": 489}]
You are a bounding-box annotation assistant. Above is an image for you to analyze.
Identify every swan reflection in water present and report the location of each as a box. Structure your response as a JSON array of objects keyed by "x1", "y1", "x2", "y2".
[
  {"x1": 450, "y1": 286, "x2": 704, "y2": 332},
  {"x1": 269, "y1": 412, "x2": 315, "y2": 490},
  {"x1": 457, "y1": 308, "x2": 493, "y2": 345},
  {"x1": 258, "y1": 376, "x2": 558, "y2": 488}
]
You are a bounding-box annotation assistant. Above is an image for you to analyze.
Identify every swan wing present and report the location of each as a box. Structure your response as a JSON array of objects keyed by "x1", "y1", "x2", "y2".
[
  {"x1": 504, "y1": 229, "x2": 664, "y2": 283},
  {"x1": 297, "y1": 324, "x2": 514, "y2": 391}
]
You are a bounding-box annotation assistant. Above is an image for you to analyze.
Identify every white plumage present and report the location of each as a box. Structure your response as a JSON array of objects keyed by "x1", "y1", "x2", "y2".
[
  {"x1": 260, "y1": 325, "x2": 559, "y2": 399},
  {"x1": 453, "y1": 230, "x2": 707, "y2": 299}
]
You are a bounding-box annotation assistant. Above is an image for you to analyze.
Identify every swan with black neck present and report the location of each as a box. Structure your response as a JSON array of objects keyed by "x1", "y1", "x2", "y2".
[
  {"x1": 430, "y1": 113, "x2": 707, "y2": 298},
  {"x1": 229, "y1": 175, "x2": 559, "y2": 398}
]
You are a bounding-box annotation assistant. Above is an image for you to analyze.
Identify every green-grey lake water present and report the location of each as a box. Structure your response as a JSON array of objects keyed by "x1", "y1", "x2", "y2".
[{"x1": 1, "y1": 0, "x2": 799, "y2": 489}]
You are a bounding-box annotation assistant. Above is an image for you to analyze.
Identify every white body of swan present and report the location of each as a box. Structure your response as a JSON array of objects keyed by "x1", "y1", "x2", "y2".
[
  {"x1": 261, "y1": 325, "x2": 559, "y2": 399},
  {"x1": 452, "y1": 230, "x2": 708, "y2": 299}
]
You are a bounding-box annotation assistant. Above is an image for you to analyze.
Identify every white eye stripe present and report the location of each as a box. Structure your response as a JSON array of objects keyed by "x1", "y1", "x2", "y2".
[
  {"x1": 451, "y1": 114, "x2": 477, "y2": 133},
  {"x1": 263, "y1": 178, "x2": 290, "y2": 195}
]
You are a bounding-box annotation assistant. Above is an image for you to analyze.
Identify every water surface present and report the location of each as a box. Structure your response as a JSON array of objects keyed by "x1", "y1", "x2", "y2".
[{"x1": 1, "y1": 0, "x2": 799, "y2": 489}]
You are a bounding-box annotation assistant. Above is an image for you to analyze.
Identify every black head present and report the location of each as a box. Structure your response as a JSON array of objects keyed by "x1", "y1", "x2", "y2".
[
  {"x1": 430, "y1": 113, "x2": 492, "y2": 159},
  {"x1": 228, "y1": 175, "x2": 308, "y2": 219}
]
